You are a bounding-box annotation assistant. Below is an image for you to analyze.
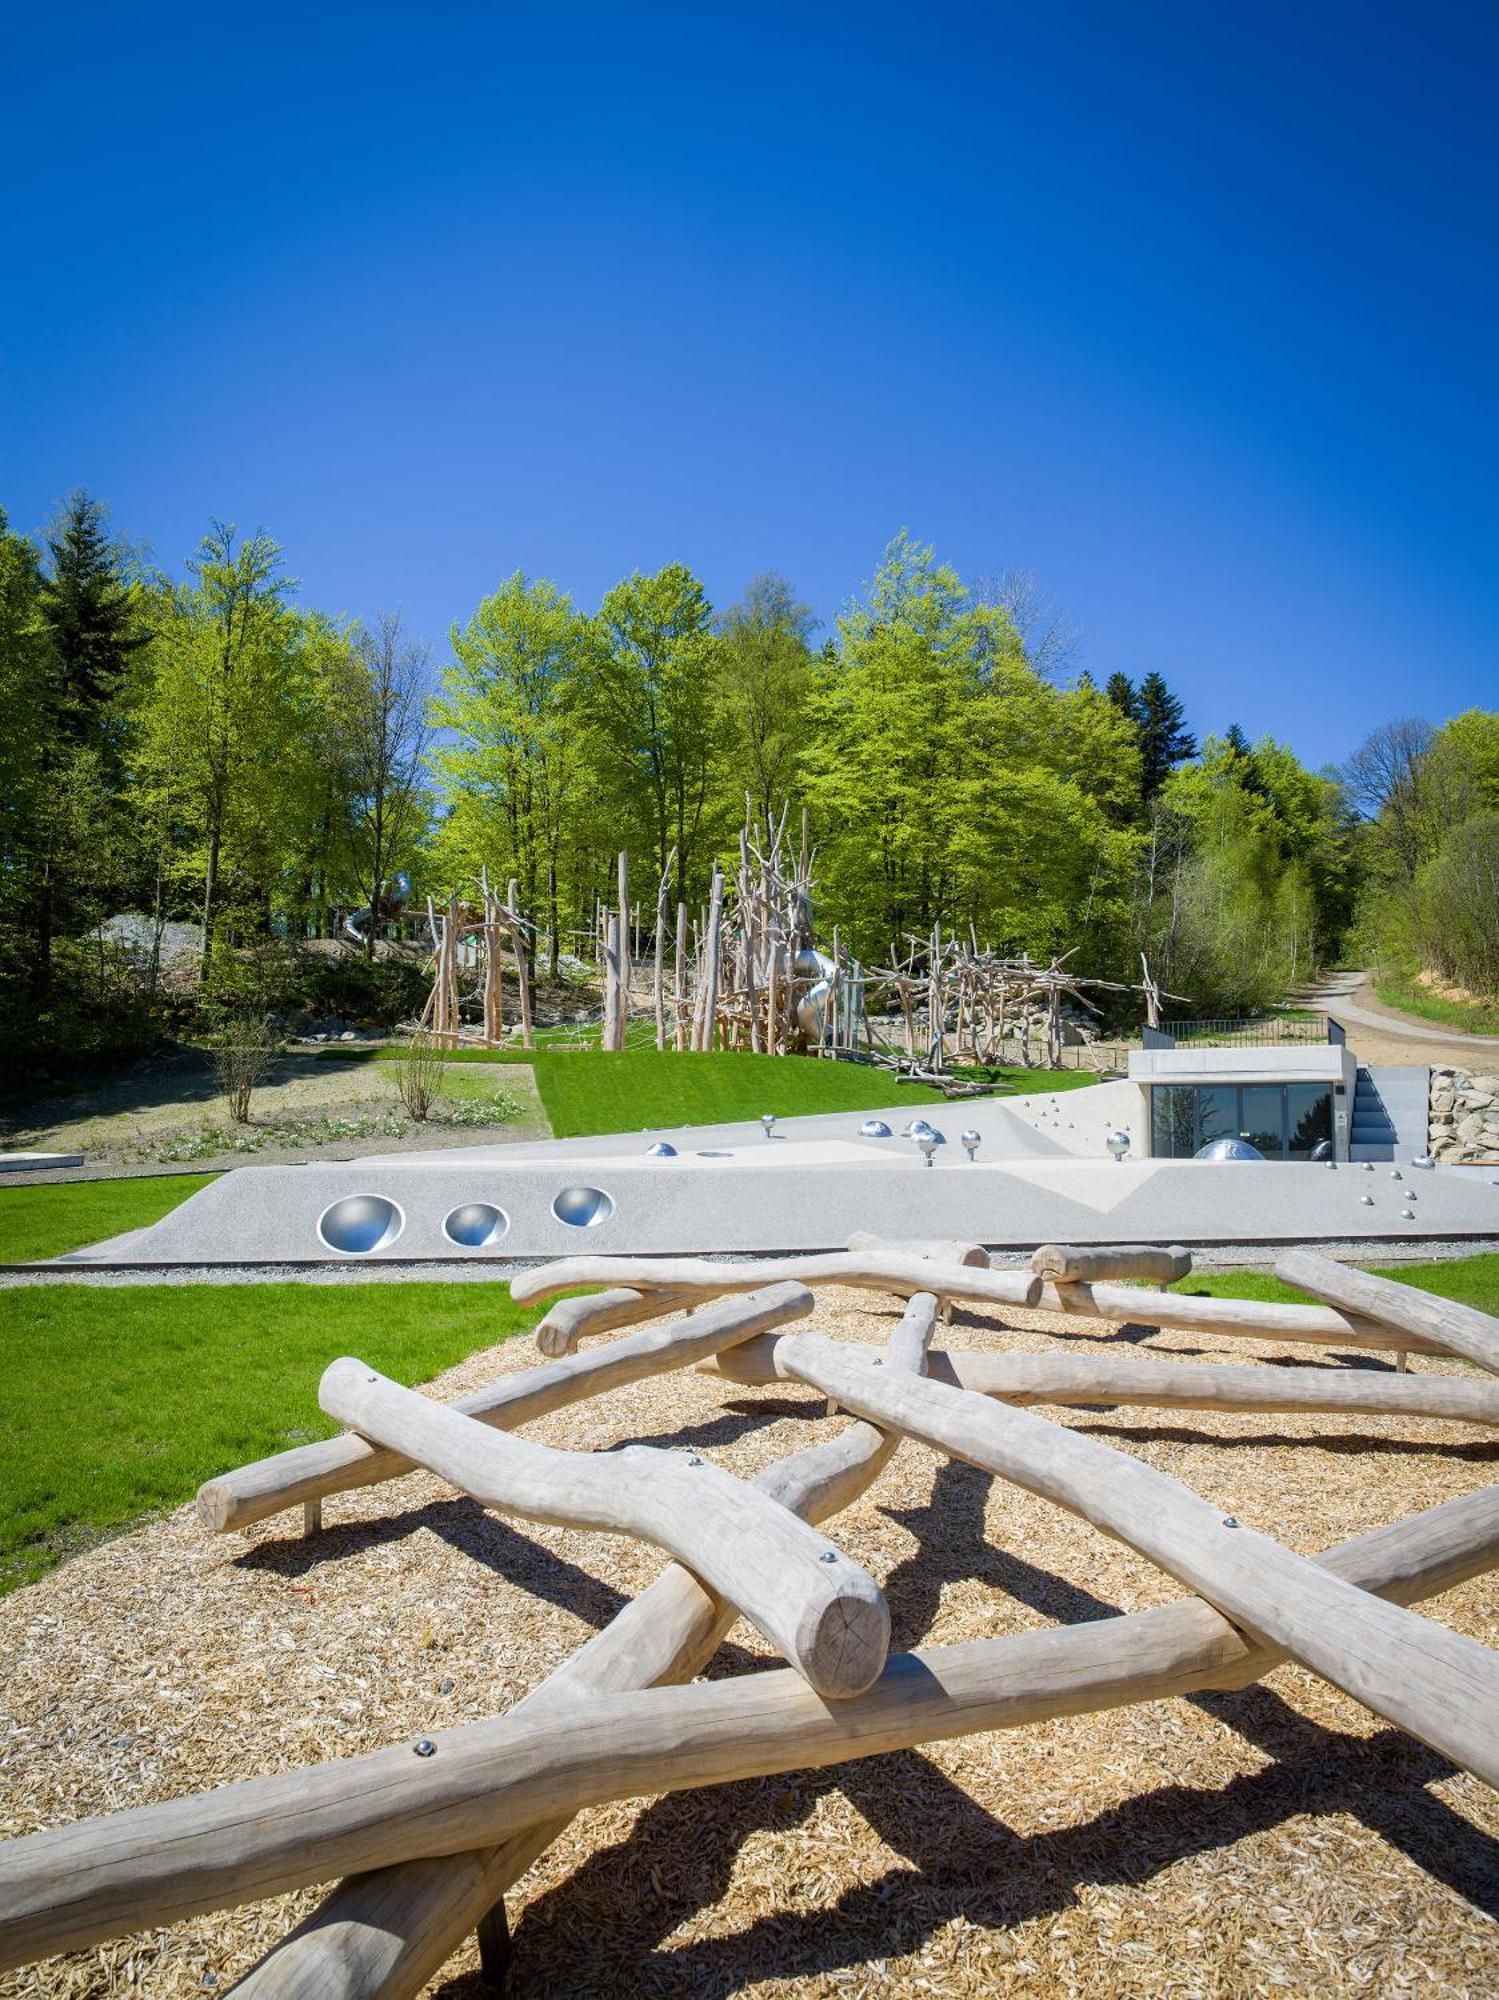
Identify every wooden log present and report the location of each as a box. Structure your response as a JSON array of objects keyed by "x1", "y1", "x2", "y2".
[
  {"x1": 509, "y1": 1252, "x2": 1043, "y2": 1310},
  {"x1": 186, "y1": 1300, "x2": 945, "y2": 2000},
  {"x1": 845, "y1": 1231, "x2": 990, "y2": 1269},
  {"x1": 774, "y1": 1333, "x2": 1499, "y2": 1784},
  {"x1": 1031, "y1": 1243, "x2": 1192, "y2": 1284},
  {"x1": 8, "y1": 1485, "x2": 1497, "y2": 1976},
  {"x1": 1274, "y1": 1249, "x2": 1499, "y2": 1376},
  {"x1": 197, "y1": 1283, "x2": 813, "y2": 1535},
  {"x1": 703, "y1": 1337, "x2": 1499, "y2": 1427},
  {"x1": 320, "y1": 1357, "x2": 887, "y2": 1699},
  {"x1": 1033, "y1": 1280, "x2": 1438, "y2": 1355},
  {"x1": 534, "y1": 1285, "x2": 696, "y2": 1359}
]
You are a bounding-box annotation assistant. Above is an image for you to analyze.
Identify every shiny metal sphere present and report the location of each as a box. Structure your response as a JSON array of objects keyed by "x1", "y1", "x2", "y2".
[{"x1": 1193, "y1": 1137, "x2": 1264, "y2": 1163}]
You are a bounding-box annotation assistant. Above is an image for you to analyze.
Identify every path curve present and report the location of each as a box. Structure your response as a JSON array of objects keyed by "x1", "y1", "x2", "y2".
[{"x1": 1296, "y1": 972, "x2": 1499, "y2": 1055}]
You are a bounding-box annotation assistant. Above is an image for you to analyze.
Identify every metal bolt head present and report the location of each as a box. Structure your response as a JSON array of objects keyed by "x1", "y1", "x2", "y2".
[
  {"x1": 1400, "y1": 1208, "x2": 1415, "y2": 1220},
  {"x1": 819, "y1": 1550, "x2": 838, "y2": 1564},
  {"x1": 413, "y1": 1738, "x2": 437, "y2": 1757},
  {"x1": 1360, "y1": 1193, "x2": 1375, "y2": 1205},
  {"x1": 683, "y1": 1453, "x2": 702, "y2": 1466},
  {"x1": 1221, "y1": 1515, "x2": 1239, "y2": 1529}
]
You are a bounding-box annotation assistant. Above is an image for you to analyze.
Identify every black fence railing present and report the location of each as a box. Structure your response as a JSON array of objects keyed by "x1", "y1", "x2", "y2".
[{"x1": 1153, "y1": 1015, "x2": 1331, "y2": 1049}]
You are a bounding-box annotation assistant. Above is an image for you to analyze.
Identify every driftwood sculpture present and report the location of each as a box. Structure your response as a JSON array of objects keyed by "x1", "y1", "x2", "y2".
[{"x1": 1, "y1": 1245, "x2": 1496, "y2": 1995}]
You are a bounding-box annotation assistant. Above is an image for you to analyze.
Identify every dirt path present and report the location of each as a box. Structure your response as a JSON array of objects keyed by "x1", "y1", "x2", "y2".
[{"x1": 1293, "y1": 972, "x2": 1499, "y2": 1066}]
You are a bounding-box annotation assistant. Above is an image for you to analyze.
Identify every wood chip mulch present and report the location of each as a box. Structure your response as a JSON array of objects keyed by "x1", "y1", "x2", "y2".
[{"x1": 2, "y1": 1288, "x2": 1496, "y2": 1997}]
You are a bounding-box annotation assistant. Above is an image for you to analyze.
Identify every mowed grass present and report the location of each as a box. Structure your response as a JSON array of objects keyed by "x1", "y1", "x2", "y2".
[
  {"x1": 1169, "y1": 1253, "x2": 1499, "y2": 1316},
  {"x1": 0, "y1": 1173, "x2": 218, "y2": 1263},
  {"x1": 524, "y1": 1049, "x2": 1091, "y2": 1138},
  {"x1": 0, "y1": 1283, "x2": 540, "y2": 1593}
]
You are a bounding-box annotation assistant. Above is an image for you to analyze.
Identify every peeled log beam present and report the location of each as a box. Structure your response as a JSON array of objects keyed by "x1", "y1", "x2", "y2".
[
  {"x1": 535, "y1": 1286, "x2": 695, "y2": 1359},
  {"x1": 227, "y1": 1294, "x2": 940, "y2": 2000},
  {"x1": 845, "y1": 1231, "x2": 990, "y2": 1268},
  {"x1": 198, "y1": 1283, "x2": 812, "y2": 1534},
  {"x1": 776, "y1": 1333, "x2": 1499, "y2": 1786},
  {"x1": 320, "y1": 1357, "x2": 888, "y2": 1700},
  {"x1": 6, "y1": 1485, "x2": 1496, "y2": 1976},
  {"x1": 1275, "y1": 1249, "x2": 1499, "y2": 1376},
  {"x1": 1033, "y1": 1280, "x2": 1437, "y2": 1355},
  {"x1": 703, "y1": 1339, "x2": 1499, "y2": 1427},
  {"x1": 1031, "y1": 1242, "x2": 1192, "y2": 1284},
  {"x1": 510, "y1": 1252, "x2": 1042, "y2": 1310}
]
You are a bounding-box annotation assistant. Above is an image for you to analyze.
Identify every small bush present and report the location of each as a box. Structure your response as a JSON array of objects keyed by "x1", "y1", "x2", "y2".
[
  {"x1": 388, "y1": 1032, "x2": 447, "y2": 1122},
  {"x1": 210, "y1": 1013, "x2": 282, "y2": 1123}
]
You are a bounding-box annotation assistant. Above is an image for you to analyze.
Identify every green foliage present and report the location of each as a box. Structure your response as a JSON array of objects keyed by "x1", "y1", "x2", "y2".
[
  {"x1": 1351, "y1": 711, "x2": 1499, "y2": 1004},
  {"x1": 10, "y1": 482, "x2": 1469, "y2": 1053},
  {"x1": 0, "y1": 1281, "x2": 539, "y2": 1590}
]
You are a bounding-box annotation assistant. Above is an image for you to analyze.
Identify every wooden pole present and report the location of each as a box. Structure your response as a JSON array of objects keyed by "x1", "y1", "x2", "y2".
[
  {"x1": 197, "y1": 1283, "x2": 814, "y2": 1535},
  {"x1": 705, "y1": 1337, "x2": 1499, "y2": 1427},
  {"x1": 673, "y1": 901, "x2": 687, "y2": 1052},
  {"x1": 508, "y1": 1251, "x2": 1044, "y2": 1311},
  {"x1": 776, "y1": 1333, "x2": 1499, "y2": 1785},
  {"x1": 1274, "y1": 1249, "x2": 1499, "y2": 1376},
  {"x1": 319, "y1": 1357, "x2": 889, "y2": 1699}
]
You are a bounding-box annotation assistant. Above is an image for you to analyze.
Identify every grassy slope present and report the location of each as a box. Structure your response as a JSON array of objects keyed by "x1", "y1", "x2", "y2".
[
  {"x1": 1372, "y1": 971, "x2": 1499, "y2": 1038},
  {"x1": 527, "y1": 1050, "x2": 1093, "y2": 1138},
  {"x1": 0, "y1": 1284, "x2": 540, "y2": 1592},
  {"x1": 0, "y1": 1174, "x2": 219, "y2": 1262}
]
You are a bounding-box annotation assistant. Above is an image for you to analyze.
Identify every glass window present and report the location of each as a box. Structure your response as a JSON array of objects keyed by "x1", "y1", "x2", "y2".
[
  {"x1": 1195, "y1": 1087, "x2": 1238, "y2": 1150},
  {"x1": 1286, "y1": 1084, "x2": 1334, "y2": 1160},
  {"x1": 1240, "y1": 1085, "x2": 1284, "y2": 1158},
  {"x1": 1151, "y1": 1086, "x2": 1197, "y2": 1159}
]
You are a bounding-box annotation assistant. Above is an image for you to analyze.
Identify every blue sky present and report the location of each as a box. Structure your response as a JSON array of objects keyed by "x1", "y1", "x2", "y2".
[{"x1": 2, "y1": 2, "x2": 1494, "y2": 768}]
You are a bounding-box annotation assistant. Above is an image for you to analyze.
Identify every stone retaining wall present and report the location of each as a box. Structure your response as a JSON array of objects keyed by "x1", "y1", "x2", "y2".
[{"x1": 1429, "y1": 1065, "x2": 1499, "y2": 1163}]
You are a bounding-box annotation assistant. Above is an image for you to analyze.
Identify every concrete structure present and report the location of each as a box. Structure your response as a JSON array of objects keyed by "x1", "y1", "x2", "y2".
[
  {"x1": 1128, "y1": 1042, "x2": 1356, "y2": 1161},
  {"x1": 54, "y1": 1075, "x2": 1499, "y2": 1267}
]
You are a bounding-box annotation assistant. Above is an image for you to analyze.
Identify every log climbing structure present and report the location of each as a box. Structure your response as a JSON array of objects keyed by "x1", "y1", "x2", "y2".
[{"x1": 0, "y1": 1242, "x2": 1496, "y2": 1995}]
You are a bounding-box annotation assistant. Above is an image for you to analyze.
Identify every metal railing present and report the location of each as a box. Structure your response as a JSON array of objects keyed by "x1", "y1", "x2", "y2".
[{"x1": 1154, "y1": 1015, "x2": 1330, "y2": 1049}]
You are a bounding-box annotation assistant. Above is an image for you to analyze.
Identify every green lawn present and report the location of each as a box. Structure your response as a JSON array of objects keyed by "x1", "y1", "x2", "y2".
[
  {"x1": 0, "y1": 1283, "x2": 540, "y2": 1593},
  {"x1": 0, "y1": 1173, "x2": 219, "y2": 1263},
  {"x1": 1170, "y1": 1253, "x2": 1499, "y2": 1316}
]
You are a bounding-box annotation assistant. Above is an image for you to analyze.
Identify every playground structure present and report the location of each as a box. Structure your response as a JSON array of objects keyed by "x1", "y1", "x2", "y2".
[
  {"x1": 419, "y1": 802, "x2": 1168, "y2": 1072},
  {"x1": 2, "y1": 1238, "x2": 1495, "y2": 1993},
  {"x1": 417, "y1": 872, "x2": 536, "y2": 1049}
]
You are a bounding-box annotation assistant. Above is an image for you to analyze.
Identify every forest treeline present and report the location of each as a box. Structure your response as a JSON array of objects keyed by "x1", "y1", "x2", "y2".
[{"x1": 2, "y1": 495, "x2": 1494, "y2": 1060}]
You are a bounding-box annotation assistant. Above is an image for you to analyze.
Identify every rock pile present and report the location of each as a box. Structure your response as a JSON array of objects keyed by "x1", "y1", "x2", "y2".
[{"x1": 1429, "y1": 1065, "x2": 1499, "y2": 1163}]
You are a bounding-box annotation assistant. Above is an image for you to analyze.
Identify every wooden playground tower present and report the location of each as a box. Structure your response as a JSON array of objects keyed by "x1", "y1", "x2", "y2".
[{"x1": 1, "y1": 1239, "x2": 1495, "y2": 1991}]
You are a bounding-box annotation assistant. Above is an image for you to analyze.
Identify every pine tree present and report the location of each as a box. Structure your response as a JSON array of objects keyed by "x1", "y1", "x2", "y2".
[
  {"x1": 1135, "y1": 670, "x2": 1195, "y2": 797},
  {"x1": 1104, "y1": 671, "x2": 1138, "y2": 721},
  {"x1": 41, "y1": 492, "x2": 147, "y2": 772}
]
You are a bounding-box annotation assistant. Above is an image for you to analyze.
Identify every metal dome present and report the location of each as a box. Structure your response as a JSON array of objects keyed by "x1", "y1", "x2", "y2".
[
  {"x1": 858, "y1": 1119, "x2": 893, "y2": 1139},
  {"x1": 1193, "y1": 1137, "x2": 1265, "y2": 1163},
  {"x1": 643, "y1": 1141, "x2": 678, "y2": 1157}
]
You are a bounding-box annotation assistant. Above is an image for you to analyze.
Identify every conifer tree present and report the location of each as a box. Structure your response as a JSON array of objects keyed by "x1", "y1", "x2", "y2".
[{"x1": 1135, "y1": 670, "x2": 1195, "y2": 798}]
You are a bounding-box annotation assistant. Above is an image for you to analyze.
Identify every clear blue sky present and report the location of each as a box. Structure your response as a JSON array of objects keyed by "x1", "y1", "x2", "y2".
[{"x1": 3, "y1": 2, "x2": 1495, "y2": 768}]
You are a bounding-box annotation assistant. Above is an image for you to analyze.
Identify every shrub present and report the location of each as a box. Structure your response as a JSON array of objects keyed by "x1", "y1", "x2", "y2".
[
  {"x1": 388, "y1": 1032, "x2": 447, "y2": 1121},
  {"x1": 210, "y1": 1013, "x2": 282, "y2": 1123}
]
